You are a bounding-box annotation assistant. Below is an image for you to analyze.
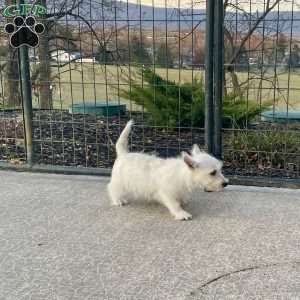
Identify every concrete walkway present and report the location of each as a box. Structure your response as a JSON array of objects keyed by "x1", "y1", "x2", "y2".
[{"x1": 1, "y1": 170, "x2": 300, "y2": 300}]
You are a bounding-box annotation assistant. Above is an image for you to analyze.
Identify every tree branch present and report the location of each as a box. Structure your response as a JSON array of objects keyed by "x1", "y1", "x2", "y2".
[{"x1": 228, "y1": 0, "x2": 282, "y2": 66}]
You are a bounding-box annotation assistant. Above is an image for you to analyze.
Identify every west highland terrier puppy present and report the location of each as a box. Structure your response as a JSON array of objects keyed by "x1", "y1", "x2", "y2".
[{"x1": 108, "y1": 120, "x2": 229, "y2": 220}]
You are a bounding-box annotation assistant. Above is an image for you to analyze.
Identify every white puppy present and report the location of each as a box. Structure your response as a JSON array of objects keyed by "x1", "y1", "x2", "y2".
[{"x1": 108, "y1": 120, "x2": 229, "y2": 220}]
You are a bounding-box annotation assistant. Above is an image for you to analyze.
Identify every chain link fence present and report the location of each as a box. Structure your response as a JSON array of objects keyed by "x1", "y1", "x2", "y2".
[{"x1": 0, "y1": 0, "x2": 299, "y2": 184}]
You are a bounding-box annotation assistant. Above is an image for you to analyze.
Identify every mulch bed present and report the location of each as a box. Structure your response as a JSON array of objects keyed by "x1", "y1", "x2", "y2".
[{"x1": 0, "y1": 110, "x2": 299, "y2": 179}]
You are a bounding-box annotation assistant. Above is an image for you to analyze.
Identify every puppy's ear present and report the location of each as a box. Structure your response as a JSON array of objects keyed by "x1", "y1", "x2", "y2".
[
  {"x1": 182, "y1": 152, "x2": 198, "y2": 169},
  {"x1": 191, "y1": 144, "x2": 201, "y2": 156}
]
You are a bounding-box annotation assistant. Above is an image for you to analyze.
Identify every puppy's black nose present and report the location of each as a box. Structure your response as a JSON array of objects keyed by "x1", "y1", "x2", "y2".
[{"x1": 222, "y1": 182, "x2": 228, "y2": 187}]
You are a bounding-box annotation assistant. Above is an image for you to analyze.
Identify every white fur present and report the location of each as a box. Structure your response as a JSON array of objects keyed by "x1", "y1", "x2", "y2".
[{"x1": 108, "y1": 120, "x2": 229, "y2": 220}]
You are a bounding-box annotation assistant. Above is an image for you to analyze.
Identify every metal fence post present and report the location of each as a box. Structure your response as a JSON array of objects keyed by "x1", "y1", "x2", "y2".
[
  {"x1": 18, "y1": 0, "x2": 33, "y2": 165},
  {"x1": 205, "y1": 0, "x2": 215, "y2": 154},
  {"x1": 213, "y1": 0, "x2": 224, "y2": 159}
]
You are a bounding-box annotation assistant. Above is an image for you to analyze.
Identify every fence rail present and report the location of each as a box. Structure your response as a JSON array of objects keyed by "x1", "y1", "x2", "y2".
[{"x1": 0, "y1": 0, "x2": 299, "y2": 185}]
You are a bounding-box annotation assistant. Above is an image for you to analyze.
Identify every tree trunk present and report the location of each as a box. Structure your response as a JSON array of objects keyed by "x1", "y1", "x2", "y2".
[
  {"x1": 229, "y1": 70, "x2": 242, "y2": 97},
  {"x1": 5, "y1": 51, "x2": 21, "y2": 107},
  {"x1": 37, "y1": 0, "x2": 52, "y2": 109},
  {"x1": 223, "y1": 68, "x2": 227, "y2": 97},
  {"x1": 4, "y1": 0, "x2": 21, "y2": 107}
]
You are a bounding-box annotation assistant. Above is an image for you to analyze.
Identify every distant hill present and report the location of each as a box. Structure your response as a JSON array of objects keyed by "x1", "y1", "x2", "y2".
[
  {"x1": 86, "y1": 2, "x2": 300, "y2": 35},
  {"x1": 48, "y1": 1, "x2": 300, "y2": 36}
]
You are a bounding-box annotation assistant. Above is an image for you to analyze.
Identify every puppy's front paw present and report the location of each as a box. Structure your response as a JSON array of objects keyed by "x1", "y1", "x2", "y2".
[
  {"x1": 174, "y1": 210, "x2": 192, "y2": 221},
  {"x1": 111, "y1": 199, "x2": 128, "y2": 206}
]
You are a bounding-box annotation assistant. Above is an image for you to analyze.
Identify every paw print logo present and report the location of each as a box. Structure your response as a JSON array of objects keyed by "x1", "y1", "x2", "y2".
[{"x1": 4, "y1": 16, "x2": 45, "y2": 48}]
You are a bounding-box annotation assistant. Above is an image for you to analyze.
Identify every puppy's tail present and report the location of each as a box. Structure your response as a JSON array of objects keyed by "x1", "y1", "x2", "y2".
[{"x1": 116, "y1": 120, "x2": 134, "y2": 156}]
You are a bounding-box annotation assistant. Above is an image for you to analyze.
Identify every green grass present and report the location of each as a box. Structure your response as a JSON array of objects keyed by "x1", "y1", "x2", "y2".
[
  {"x1": 230, "y1": 70, "x2": 300, "y2": 111},
  {"x1": 47, "y1": 64, "x2": 203, "y2": 110},
  {"x1": 2, "y1": 63, "x2": 300, "y2": 111}
]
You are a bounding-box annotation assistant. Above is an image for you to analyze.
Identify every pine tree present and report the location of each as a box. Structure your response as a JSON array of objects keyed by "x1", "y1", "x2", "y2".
[
  {"x1": 130, "y1": 34, "x2": 151, "y2": 65},
  {"x1": 121, "y1": 68, "x2": 270, "y2": 128},
  {"x1": 155, "y1": 43, "x2": 174, "y2": 68}
]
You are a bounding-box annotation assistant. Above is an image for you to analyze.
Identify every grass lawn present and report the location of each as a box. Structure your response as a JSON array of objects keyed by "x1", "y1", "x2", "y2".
[{"x1": 3, "y1": 62, "x2": 300, "y2": 111}]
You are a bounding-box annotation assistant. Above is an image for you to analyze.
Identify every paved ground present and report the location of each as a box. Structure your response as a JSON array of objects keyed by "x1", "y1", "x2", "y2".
[{"x1": 1, "y1": 170, "x2": 300, "y2": 300}]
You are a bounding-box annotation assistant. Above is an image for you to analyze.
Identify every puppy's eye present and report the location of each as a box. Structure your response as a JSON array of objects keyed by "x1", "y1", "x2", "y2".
[{"x1": 210, "y1": 170, "x2": 217, "y2": 176}]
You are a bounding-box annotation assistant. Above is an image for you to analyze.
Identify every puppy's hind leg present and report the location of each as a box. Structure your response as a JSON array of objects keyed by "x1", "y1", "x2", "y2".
[
  {"x1": 107, "y1": 180, "x2": 128, "y2": 207},
  {"x1": 158, "y1": 193, "x2": 192, "y2": 221}
]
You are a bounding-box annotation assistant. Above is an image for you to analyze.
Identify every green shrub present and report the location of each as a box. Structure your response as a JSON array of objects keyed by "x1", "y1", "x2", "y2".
[
  {"x1": 227, "y1": 130, "x2": 300, "y2": 168},
  {"x1": 229, "y1": 130, "x2": 299, "y2": 152},
  {"x1": 121, "y1": 68, "x2": 269, "y2": 128},
  {"x1": 222, "y1": 96, "x2": 269, "y2": 127}
]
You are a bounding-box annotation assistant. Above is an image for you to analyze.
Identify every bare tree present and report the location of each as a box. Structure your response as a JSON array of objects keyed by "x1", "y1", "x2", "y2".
[
  {"x1": 32, "y1": 0, "x2": 126, "y2": 108},
  {"x1": 35, "y1": 0, "x2": 52, "y2": 109},
  {"x1": 32, "y1": 0, "x2": 85, "y2": 109},
  {"x1": 223, "y1": 0, "x2": 283, "y2": 96},
  {"x1": 4, "y1": 0, "x2": 21, "y2": 107}
]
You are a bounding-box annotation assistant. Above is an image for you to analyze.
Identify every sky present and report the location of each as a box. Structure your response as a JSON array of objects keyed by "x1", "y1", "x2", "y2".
[{"x1": 120, "y1": 0, "x2": 299, "y2": 11}]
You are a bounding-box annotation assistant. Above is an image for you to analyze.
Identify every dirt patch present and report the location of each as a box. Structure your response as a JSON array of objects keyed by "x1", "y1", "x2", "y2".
[{"x1": 0, "y1": 110, "x2": 299, "y2": 179}]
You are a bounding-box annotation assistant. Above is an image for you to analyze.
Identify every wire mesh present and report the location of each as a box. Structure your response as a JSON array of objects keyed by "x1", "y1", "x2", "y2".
[
  {"x1": 0, "y1": 0, "x2": 299, "y2": 180},
  {"x1": 222, "y1": 0, "x2": 300, "y2": 179},
  {"x1": 0, "y1": 2, "x2": 25, "y2": 164}
]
